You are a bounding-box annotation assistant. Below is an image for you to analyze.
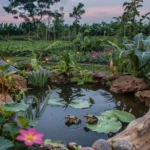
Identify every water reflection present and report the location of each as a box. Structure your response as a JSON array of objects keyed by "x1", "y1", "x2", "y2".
[{"x1": 27, "y1": 84, "x2": 149, "y2": 146}]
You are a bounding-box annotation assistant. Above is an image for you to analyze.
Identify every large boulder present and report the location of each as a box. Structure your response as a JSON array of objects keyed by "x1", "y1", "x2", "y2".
[
  {"x1": 135, "y1": 90, "x2": 150, "y2": 107},
  {"x1": 102, "y1": 73, "x2": 130, "y2": 85},
  {"x1": 110, "y1": 75, "x2": 148, "y2": 93},
  {"x1": 12, "y1": 74, "x2": 27, "y2": 90}
]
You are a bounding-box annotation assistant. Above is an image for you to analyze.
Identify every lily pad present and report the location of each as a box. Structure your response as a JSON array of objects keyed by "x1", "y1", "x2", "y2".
[
  {"x1": 112, "y1": 110, "x2": 136, "y2": 123},
  {"x1": 48, "y1": 98, "x2": 66, "y2": 106},
  {"x1": 0, "y1": 136, "x2": 14, "y2": 150},
  {"x1": 48, "y1": 98, "x2": 93, "y2": 109},
  {"x1": 69, "y1": 100, "x2": 92, "y2": 109},
  {"x1": 101, "y1": 110, "x2": 135, "y2": 123},
  {"x1": 86, "y1": 116, "x2": 122, "y2": 133}
]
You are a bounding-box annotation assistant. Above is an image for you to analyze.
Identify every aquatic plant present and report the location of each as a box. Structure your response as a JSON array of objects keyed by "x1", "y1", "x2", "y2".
[
  {"x1": 48, "y1": 98, "x2": 93, "y2": 109},
  {"x1": 86, "y1": 110, "x2": 135, "y2": 133},
  {"x1": 16, "y1": 128, "x2": 44, "y2": 146},
  {"x1": 28, "y1": 69, "x2": 51, "y2": 87}
]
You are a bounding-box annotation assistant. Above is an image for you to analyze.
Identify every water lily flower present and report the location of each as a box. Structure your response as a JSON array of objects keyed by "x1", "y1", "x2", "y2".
[{"x1": 16, "y1": 128, "x2": 44, "y2": 147}]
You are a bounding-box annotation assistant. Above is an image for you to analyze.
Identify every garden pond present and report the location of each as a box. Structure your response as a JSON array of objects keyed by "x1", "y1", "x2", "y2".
[{"x1": 26, "y1": 83, "x2": 148, "y2": 146}]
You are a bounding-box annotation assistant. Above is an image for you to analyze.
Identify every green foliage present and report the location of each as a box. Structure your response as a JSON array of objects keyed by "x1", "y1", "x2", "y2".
[
  {"x1": 28, "y1": 69, "x2": 51, "y2": 87},
  {"x1": 3, "y1": 0, "x2": 61, "y2": 23},
  {"x1": 110, "y1": 33, "x2": 150, "y2": 78},
  {"x1": 2, "y1": 103, "x2": 29, "y2": 116},
  {"x1": 0, "y1": 136, "x2": 14, "y2": 150},
  {"x1": 71, "y1": 71, "x2": 93, "y2": 85},
  {"x1": 53, "y1": 51, "x2": 81, "y2": 75},
  {"x1": 0, "y1": 40, "x2": 74, "y2": 56},
  {"x1": 70, "y1": 3, "x2": 85, "y2": 26}
]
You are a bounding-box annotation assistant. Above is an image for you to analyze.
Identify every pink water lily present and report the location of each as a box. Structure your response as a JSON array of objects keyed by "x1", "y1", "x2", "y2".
[{"x1": 16, "y1": 128, "x2": 44, "y2": 146}]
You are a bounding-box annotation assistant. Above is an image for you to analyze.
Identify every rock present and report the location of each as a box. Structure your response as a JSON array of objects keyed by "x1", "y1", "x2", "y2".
[
  {"x1": 110, "y1": 75, "x2": 148, "y2": 94},
  {"x1": 113, "y1": 140, "x2": 133, "y2": 150},
  {"x1": 102, "y1": 73, "x2": 130, "y2": 84},
  {"x1": 67, "y1": 142, "x2": 77, "y2": 150},
  {"x1": 49, "y1": 72, "x2": 69, "y2": 84},
  {"x1": 12, "y1": 74, "x2": 27, "y2": 90},
  {"x1": 82, "y1": 147, "x2": 94, "y2": 150},
  {"x1": 135, "y1": 90, "x2": 150, "y2": 107},
  {"x1": 87, "y1": 72, "x2": 105, "y2": 83},
  {"x1": 108, "y1": 110, "x2": 150, "y2": 150},
  {"x1": 37, "y1": 144, "x2": 68, "y2": 150},
  {"x1": 92, "y1": 139, "x2": 112, "y2": 150},
  {"x1": 0, "y1": 94, "x2": 13, "y2": 104}
]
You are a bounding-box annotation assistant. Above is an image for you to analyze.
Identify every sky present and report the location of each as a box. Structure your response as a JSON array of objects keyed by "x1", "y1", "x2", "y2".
[{"x1": 0, "y1": 0, "x2": 149, "y2": 24}]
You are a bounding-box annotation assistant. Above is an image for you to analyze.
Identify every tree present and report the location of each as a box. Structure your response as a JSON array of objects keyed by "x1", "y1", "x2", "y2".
[
  {"x1": 3, "y1": 0, "x2": 61, "y2": 24},
  {"x1": 114, "y1": 0, "x2": 150, "y2": 38},
  {"x1": 69, "y1": 3, "x2": 85, "y2": 26}
]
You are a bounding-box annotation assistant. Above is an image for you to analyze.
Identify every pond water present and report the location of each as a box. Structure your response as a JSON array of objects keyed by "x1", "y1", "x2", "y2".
[{"x1": 27, "y1": 84, "x2": 148, "y2": 146}]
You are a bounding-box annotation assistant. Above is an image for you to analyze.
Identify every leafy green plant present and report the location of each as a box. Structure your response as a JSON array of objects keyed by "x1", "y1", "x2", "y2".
[
  {"x1": 71, "y1": 70, "x2": 93, "y2": 85},
  {"x1": 53, "y1": 51, "x2": 81, "y2": 75},
  {"x1": 28, "y1": 69, "x2": 51, "y2": 87},
  {"x1": 110, "y1": 33, "x2": 150, "y2": 77},
  {"x1": 0, "y1": 64, "x2": 16, "y2": 101}
]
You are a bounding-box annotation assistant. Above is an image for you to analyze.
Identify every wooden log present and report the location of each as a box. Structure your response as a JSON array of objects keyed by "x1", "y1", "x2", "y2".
[{"x1": 107, "y1": 110, "x2": 150, "y2": 150}]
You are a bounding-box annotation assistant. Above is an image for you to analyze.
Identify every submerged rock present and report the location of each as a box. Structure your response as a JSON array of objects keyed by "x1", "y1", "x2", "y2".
[
  {"x1": 82, "y1": 147, "x2": 94, "y2": 150},
  {"x1": 135, "y1": 90, "x2": 150, "y2": 107},
  {"x1": 92, "y1": 139, "x2": 112, "y2": 150},
  {"x1": 110, "y1": 75, "x2": 148, "y2": 93},
  {"x1": 37, "y1": 144, "x2": 68, "y2": 150},
  {"x1": 12, "y1": 74, "x2": 27, "y2": 90}
]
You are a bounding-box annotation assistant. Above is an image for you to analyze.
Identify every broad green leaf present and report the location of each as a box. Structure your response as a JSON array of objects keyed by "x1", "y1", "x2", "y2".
[
  {"x1": 28, "y1": 120, "x2": 38, "y2": 126},
  {"x1": 0, "y1": 136, "x2": 14, "y2": 150},
  {"x1": 69, "y1": 100, "x2": 92, "y2": 109},
  {"x1": 17, "y1": 116, "x2": 28, "y2": 127},
  {"x1": 86, "y1": 116, "x2": 122, "y2": 133},
  {"x1": 48, "y1": 98, "x2": 66, "y2": 106},
  {"x1": 3, "y1": 103, "x2": 29, "y2": 113},
  {"x1": 112, "y1": 110, "x2": 135, "y2": 123},
  {"x1": 3, "y1": 122, "x2": 20, "y2": 135},
  {"x1": 101, "y1": 110, "x2": 135, "y2": 123},
  {"x1": 31, "y1": 58, "x2": 38, "y2": 69}
]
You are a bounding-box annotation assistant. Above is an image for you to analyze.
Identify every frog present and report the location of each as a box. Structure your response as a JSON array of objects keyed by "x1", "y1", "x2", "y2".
[
  {"x1": 84, "y1": 114, "x2": 98, "y2": 124},
  {"x1": 65, "y1": 115, "x2": 81, "y2": 125}
]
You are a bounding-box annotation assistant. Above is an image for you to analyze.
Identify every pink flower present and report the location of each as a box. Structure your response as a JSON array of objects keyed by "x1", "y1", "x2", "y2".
[
  {"x1": 91, "y1": 51, "x2": 98, "y2": 59},
  {"x1": 16, "y1": 128, "x2": 44, "y2": 147}
]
